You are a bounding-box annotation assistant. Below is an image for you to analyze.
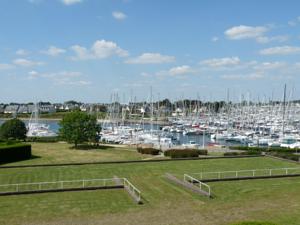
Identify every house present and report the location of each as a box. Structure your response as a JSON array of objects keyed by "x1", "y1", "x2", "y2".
[
  {"x1": 39, "y1": 104, "x2": 56, "y2": 113},
  {"x1": 0, "y1": 104, "x2": 5, "y2": 113},
  {"x1": 17, "y1": 105, "x2": 29, "y2": 114},
  {"x1": 4, "y1": 105, "x2": 19, "y2": 114}
]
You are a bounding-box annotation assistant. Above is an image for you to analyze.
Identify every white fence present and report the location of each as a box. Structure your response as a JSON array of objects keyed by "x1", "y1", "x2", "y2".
[
  {"x1": 191, "y1": 167, "x2": 300, "y2": 180},
  {"x1": 0, "y1": 177, "x2": 133, "y2": 194},
  {"x1": 123, "y1": 178, "x2": 141, "y2": 202},
  {"x1": 183, "y1": 174, "x2": 211, "y2": 196}
]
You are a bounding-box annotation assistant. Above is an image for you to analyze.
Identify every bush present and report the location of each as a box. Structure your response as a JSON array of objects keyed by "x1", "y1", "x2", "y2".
[
  {"x1": 137, "y1": 147, "x2": 160, "y2": 155},
  {"x1": 224, "y1": 151, "x2": 261, "y2": 156},
  {"x1": 269, "y1": 152, "x2": 299, "y2": 162},
  {"x1": 26, "y1": 136, "x2": 60, "y2": 143},
  {"x1": 164, "y1": 149, "x2": 207, "y2": 158},
  {"x1": 0, "y1": 118, "x2": 27, "y2": 140},
  {"x1": 229, "y1": 146, "x2": 300, "y2": 153},
  {"x1": 0, "y1": 143, "x2": 32, "y2": 164}
]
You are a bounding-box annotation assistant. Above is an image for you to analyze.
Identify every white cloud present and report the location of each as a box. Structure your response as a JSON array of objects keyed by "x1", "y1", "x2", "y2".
[
  {"x1": 27, "y1": 70, "x2": 90, "y2": 86},
  {"x1": 256, "y1": 35, "x2": 289, "y2": 44},
  {"x1": 0, "y1": 63, "x2": 15, "y2": 70},
  {"x1": 42, "y1": 46, "x2": 66, "y2": 56},
  {"x1": 200, "y1": 57, "x2": 240, "y2": 67},
  {"x1": 254, "y1": 62, "x2": 286, "y2": 70},
  {"x1": 125, "y1": 53, "x2": 175, "y2": 64},
  {"x1": 71, "y1": 40, "x2": 128, "y2": 60},
  {"x1": 13, "y1": 58, "x2": 44, "y2": 67},
  {"x1": 221, "y1": 72, "x2": 264, "y2": 80},
  {"x1": 260, "y1": 46, "x2": 300, "y2": 55},
  {"x1": 112, "y1": 11, "x2": 127, "y2": 20},
  {"x1": 61, "y1": 0, "x2": 82, "y2": 5},
  {"x1": 169, "y1": 65, "x2": 193, "y2": 76},
  {"x1": 211, "y1": 36, "x2": 219, "y2": 42},
  {"x1": 225, "y1": 25, "x2": 268, "y2": 40},
  {"x1": 16, "y1": 49, "x2": 30, "y2": 56}
]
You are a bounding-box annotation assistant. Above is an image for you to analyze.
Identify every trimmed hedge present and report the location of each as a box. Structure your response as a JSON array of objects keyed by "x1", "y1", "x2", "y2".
[
  {"x1": 0, "y1": 143, "x2": 32, "y2": 163},
  {"x1": 224, "y1": 151, "x2": 261, "y2": 156},
  {"x1": 269, "y1": 152, "x2": 299, "y2": 162},
  {"x1": 229, "y1": 146, "x2": 300, "y2": 153},
  {"x1": 137, "y1": 147, "x2": 160, "y2": 155},
  {"x1": 164, "y1": 149, "x2": 207, "y2": 158}
]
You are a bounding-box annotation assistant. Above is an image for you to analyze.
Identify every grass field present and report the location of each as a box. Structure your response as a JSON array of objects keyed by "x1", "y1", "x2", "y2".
[
  {"x1": 1, "y1": 142, "x2": 158, "y2": 166},
  {"x1": 0, "y1": 155, "x2": 300, "y2": 225}
]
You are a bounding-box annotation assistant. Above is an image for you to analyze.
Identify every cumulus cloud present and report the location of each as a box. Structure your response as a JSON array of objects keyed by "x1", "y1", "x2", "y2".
[
  {"x1": 125, "y1": 53, "x2": 175, "y2": 64},
  {"x1": 224, "y1": 25, "x2": 287, "y2": 44},
  {"x1": 169, "y1": 65, "x2": 193, "y2": 76},
  {"x1": 13, "y1": 58, "x2": 44, "y2": 67},
  {"x1": 225, "y1": 25, "x2": 268, "y2": 40},
  {"x1": 70, "y1": 40, "x2": 128, "y2": 60},
  {"x1": 27, "y1": 70, "x2": 90, "y2": 86},
  {"x1": 260, "y1": 46, "x2": 300, "y2": 55},
  {"x1": 112, "y1": 11, "x2": 127, "y2": 20},
  {"x1": 16, "y1": 49, "x2": 30, "y2": 56},
  {"x1": 221, "y1": 72, "x2": 264, "y2": 80},
  {"x1": 42, "y1": 46, "x2": 66, "y2": 56},
  {"x1": 61, "y1": 0, "x2": 82, "y2": 5},
  {"x1": 200, "y1": 57, "x2": 240, "y2": 67}
]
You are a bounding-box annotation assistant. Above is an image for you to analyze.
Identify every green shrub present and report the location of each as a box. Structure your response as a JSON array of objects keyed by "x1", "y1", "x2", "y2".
[
  {"x1": 164, "y1": 149, "x2": 207, "y2": 158},
  {"x1": 0, "y1": 118, "x2": 27, "y2": 140},
  {"x1": 0, "y1": 143, "x2": 32, "y2": 164},
  {"x1": 228, "y1": 146, "x2": 300, "y2": 153},
  {"x1": 269, "y1": 152, "x2": 299, "y2": 161},
  {"x1": 224, "y1": 151, "x2": 260, "y2": 156},
  {"x1": 137, "y1": 147, "x2": 160, "y2": 155}
]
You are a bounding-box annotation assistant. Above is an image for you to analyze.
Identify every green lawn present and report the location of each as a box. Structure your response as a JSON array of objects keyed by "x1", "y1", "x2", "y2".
[
  {"x1": 0, "y1": 157, "x2": 300, "y2": 225},
  {"x1": 1, "y1": 142, "x2": 158, "y2": 166}
]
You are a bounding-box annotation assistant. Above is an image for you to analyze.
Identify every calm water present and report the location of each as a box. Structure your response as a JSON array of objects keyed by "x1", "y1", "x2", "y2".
[{"x1": 0, "y1": 119, "x2": 216, "y2": 146}]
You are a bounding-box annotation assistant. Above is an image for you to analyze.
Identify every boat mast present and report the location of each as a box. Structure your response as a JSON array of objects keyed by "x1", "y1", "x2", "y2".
[{"x1": 282, "y1": 84, "x2": 287, "y2": 135}]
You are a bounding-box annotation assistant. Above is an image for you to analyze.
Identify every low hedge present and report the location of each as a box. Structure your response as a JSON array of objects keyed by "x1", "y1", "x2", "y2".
[
  {"x1": 224, "y1": 151, "x2": 260, "y2": 156},
  {"x1": 26, "y1": 136, "x2": 60, "y2": 143},
  {"x1": 0, "y1": 143, "x2": 32, "y2": 163},
  {"x1": 164, "y1": 149, "x2": 207, "y2": 158},
  {"x1": 137, "y1": 147, "x2": 160, "y2": 155},
  {"x1": 229, "y1": 146, "x2": 300, "y2": 153},
  {"x1": 269, "y1": 152, "x2": 299, "y2": 162}
]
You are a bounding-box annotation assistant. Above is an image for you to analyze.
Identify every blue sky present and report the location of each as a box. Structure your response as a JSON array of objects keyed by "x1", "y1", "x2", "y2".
[{"x1": 1, "y1": 0, "x2": 300, "y2": 103}]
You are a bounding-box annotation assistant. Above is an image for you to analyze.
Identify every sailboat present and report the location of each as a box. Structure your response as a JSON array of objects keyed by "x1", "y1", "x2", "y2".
[{"x1": 26, "y1": 103, "x2": 57, "y2": 137}]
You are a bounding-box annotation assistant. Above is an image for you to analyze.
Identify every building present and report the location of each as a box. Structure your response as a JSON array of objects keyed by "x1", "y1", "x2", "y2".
[{"x1": 4, "y1": 105, "x2": 19, "y2": 114}]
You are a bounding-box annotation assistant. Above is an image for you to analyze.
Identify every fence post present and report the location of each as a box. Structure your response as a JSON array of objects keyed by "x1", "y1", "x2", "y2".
[
  {"x1": 218, "y1": 172, "x2": 221, "y2": 179},
  {"x1": 252, "y1": 170, "x2": 255, "y2": 177},
  {"x1": 286, "y1": 168, "x2": 288, "y2": 175},
  {"x1": 82, "y1": 180, "x2": 85, "y2": 188},
  {"x1": 236, "y1": 171, "x2": 238, "y2": 178},
  {"x1": 61, "y1": 181, "x2": 63, "y2": 189},
  {"x1": 270, "y1": 169, "x2": 272, "y2": 176},
  {"x1": 16, "y1": 184, "x2": 19, "y2": 192},
  {"x1": 39, "y1": 183, "x2": 42, "y2": 190}
]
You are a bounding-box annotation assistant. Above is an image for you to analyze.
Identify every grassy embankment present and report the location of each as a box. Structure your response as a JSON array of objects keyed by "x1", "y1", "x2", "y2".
[{"x1": 0, "y1": 147, "x2": 300, "y2": 225}]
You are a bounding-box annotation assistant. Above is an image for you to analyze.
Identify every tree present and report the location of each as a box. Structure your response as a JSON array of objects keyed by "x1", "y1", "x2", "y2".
[
  {"x1": 0, "y1": 118, "x2": 27, "y2": 140},
  {"x1": 59, "y1": 111, "x2": 101, "y2": 148}
]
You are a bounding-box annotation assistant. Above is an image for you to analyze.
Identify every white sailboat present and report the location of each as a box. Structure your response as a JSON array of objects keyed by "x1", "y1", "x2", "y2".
[{"x1": 26, "y1": 103, "x2": 57, "y2": 137}]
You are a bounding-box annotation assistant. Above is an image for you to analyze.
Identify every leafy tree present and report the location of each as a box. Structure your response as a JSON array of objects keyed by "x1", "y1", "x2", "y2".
[
  {"x1": 0, "y1": 118, "x2": 27, "y2": 140},
  {"x1": 59, "y1": 111, "x2": 101, "y2": 148}
]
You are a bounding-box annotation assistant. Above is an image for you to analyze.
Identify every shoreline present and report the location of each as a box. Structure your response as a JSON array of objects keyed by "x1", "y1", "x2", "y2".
[{"x1": 0, "y1": 118, "x2": 171, "y2": 125}]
